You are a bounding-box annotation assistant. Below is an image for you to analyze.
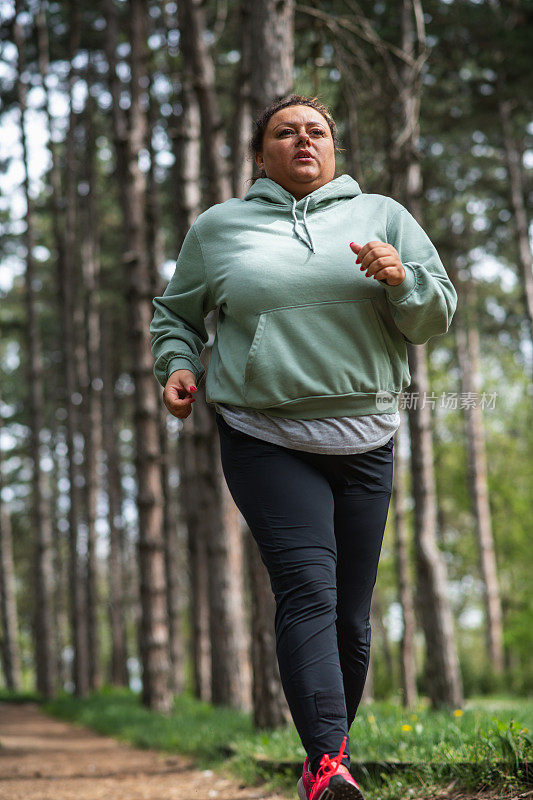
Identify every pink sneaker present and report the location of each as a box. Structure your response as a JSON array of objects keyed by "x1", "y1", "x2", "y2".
[
  {"x1": 306, "y1": 736, "x2": 365, "y2": 800},
  {"x1": 296, "y1": 755, "x2": 314, "y2": 800}
]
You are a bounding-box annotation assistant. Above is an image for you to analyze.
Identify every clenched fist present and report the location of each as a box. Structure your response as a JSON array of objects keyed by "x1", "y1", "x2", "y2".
[
  {"x1": 163, "y1": 369, "x2": 197, "y2": 419},
  {"x1": 349, "y1": 241, "x2": 406, "y2": 286}
]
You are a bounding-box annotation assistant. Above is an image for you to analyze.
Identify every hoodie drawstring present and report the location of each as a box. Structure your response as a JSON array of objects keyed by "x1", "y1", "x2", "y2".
[{"x1": 291, "y1": 195, "x2": 316, "y2": 254}]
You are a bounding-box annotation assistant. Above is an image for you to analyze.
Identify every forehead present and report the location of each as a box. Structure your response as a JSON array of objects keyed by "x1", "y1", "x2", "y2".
[{"x1": 268, "y1": 105, "x2": 329, "y2": 130}]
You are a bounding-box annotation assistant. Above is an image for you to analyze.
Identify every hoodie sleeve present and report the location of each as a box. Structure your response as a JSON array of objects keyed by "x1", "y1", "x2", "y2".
[
  {"x1": 381, "y1": 200, "x2": 457, "y2": 344},
  {"x1": 150, "y1": 224, "x2": 216, "y2": 387}
]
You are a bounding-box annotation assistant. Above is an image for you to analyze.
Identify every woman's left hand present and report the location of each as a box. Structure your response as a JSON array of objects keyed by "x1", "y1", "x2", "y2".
[{"x1": 349, "y1": 241, "x2": 406, "y2": 286}]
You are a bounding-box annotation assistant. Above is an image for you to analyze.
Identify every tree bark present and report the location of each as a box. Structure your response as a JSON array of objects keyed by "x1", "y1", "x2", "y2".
[
  {"x1": 406, "y1": 347, "x2": 463, "y2": 707},
  {"x1": 78, "y1": 90, "x2": 104, "y2": 692},
  {"x1": 147, "y1": 82, "x2": 187, "y2": 696},
  {"x1": 393, "y1": 416, "x2": 418, "y2": 708},
  {"x1": 104, "y1": 0, "x2": 171, "y2": 712},
  {"x1": 193, "y1": 393, "x2": 249, "y2": 708},
  {"x1": 232, "y1": 0, "x2": 253, "y2": 196},
  {"x1": 100, "y1": 309, "x2": 130, "y2": 687},
  {"x1": 49, "y1": 406, "x2": 71, "y2": 691},
  {"x1": 453, "y1": 271, "x2": 505, "y2": 674},
  {"x1": 174, "y1": 0, "x2": 250, "y2": 710},
  {"x1": 170, "y1": 58, "x2": 210, "y2": 700},
  {"x1": 392, "y1": 0, "x2": 463, "y2": 708},
  {"x1": 37, "y1": 0, "x2": 90, "y2": 697},
  {"x1": 14, "y1": 1, "x2": 57, "y2": 698},
  {"x1": 177, "y1": 0, "x2": 232, "y2": 205},
  {"x1": 179, "y1": 432, "x2": 212, "y2": 701},
  {"x1": 371, "y1": 587, "x2": 394, "y2": 682},
  {"x1": 249, "y1": 0, "x2": 295, "y2": 112},
  {"x1": 498, "y1": 93, "x2": 533, "y2": 347},
  {"x1": 0, "y1": 387, "x2": 22, "y2": 691},
  {"x1": 244, "y1": 522, "x2": 290, "y2": 726}
]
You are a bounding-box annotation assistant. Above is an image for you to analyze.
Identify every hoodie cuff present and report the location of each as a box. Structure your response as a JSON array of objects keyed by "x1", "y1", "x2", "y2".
[
  {"x1": 166, "y1": 356, "x2": 204, "y2": 384},
  {"x1": 382, "y1": 262, "x2": 417, "y2": 303}
]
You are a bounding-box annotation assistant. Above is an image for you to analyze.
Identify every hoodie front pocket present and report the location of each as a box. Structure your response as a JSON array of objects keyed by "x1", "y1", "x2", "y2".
[{"x1": 242, "y1": 299, "x2": 395, "y2": 408}]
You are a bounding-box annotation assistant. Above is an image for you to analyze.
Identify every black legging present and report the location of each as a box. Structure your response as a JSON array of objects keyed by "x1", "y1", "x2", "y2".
[{"x1": 215, "y1": 411, "x2": 394, "y2": 777}]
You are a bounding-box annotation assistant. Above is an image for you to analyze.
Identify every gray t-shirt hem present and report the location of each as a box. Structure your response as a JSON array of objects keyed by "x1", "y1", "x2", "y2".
[{"x1": 214, "y1": 403, "x2": 400, "y2": 454}]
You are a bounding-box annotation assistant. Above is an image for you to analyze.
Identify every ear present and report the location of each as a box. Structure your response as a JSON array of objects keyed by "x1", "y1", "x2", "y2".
[{"x1": 255, "y1": 152, "x2": 264, "y2": 170}]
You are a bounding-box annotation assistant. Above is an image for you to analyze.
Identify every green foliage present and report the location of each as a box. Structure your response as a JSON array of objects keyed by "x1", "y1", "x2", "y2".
[{"x1": 30, "y1": 688, "x2": 532, "y2": 799}]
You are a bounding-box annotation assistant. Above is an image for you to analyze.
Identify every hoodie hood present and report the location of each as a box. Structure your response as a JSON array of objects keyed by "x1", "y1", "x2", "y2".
[{"x1": 244, "y1": 174, "x2": 362, "y2": 254}]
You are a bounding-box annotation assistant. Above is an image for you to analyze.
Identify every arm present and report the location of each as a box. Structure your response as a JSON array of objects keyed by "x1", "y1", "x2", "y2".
[
  {"x1": 150, "y1": 224, "x2": 216, "y2": 387},
  {"x1": 382, "y1": 201, "x2": 457, "y2": 344}
]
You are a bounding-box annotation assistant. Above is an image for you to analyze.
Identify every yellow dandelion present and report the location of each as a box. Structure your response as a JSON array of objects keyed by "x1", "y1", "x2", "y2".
[
  {"x1": 453, "y1": 709, "x2": 464, "y2": 717},
  {"x1": 368, "y1": 714, "x2": 377, "y2": 724},
  {"x1": 401, "y1": 724, "x2": 412, "y2": 732}
]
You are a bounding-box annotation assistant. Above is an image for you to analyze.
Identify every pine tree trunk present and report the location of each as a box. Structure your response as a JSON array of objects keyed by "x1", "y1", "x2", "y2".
[
  {"x1": 453, "y1": 273, "x2": 505, "y2": 673},
  {"x1": 177, "y1": 0, "x2": 232, "y2": 205},
  {"x1": 406, "y1": 347, "x2": 463, "y2": 707},
  {"x1": 0, "y1": 387, "x2": 22, "y2": 691},
  {"x1": 393, "y1": 0, "x2": 463, "y2": 708},
  {"x1": 192, "y1": 394, "x2": 249, "y2": 708},
  {"x1": 79, "y1": 93, "x2": 104, "y2": 692},
  {"x1": 175, "y1": 0, "x2": 250, "y2": 709},
  {"x1": 147, "y1": 85, "x2": 187, "y2": 696},
  {"x1": 37, "y1": 2, "x2": 89, "y2": 694},
  {"x1": 178, "y1": 433, "x2": 212, "y2": 701},
  {"x1": 498, "y1": 92, "x2": 533, "y2": 344},
  {"x1": 371, "y1": 587, "x2": 394, "y2": 682},
  {"x1": 161, "y1": 428, "x2": 187, "y2": 696},
  {"x1": 232, "y1": 0, "x2": 253, "y2": 196},
  {"x1": 170, "y1": 62, "x2": 210, "y2": 700},
  {"x1": 169, "y1": 54, "x2": 201, "y2": 242},
  {"x1": 14, "y1": 3, "x2": 57, "y2": 698},
  {"x1": 249, "y1": 0, "x2": 295, "y2": 111},
  {"x1": 49, "y1": 411, "x2": 70, "y2": 691},
  {"x1": 104, "y1": 0, "x2": 171, "y2": 712},
  {"x1": 244, "y1": 524, "x2": 290, "y2": 726},
  {"x1": 393, "y1": 416, "x2": 418, "y2": 707},
  {"x1": 100, "y1": 310, "x2": 130, "y2": 686}
]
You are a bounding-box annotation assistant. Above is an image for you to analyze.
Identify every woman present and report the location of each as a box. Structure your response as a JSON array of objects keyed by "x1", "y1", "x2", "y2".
[{"x1": 150, "y1": 94, "x2": 457, "y2": 800}]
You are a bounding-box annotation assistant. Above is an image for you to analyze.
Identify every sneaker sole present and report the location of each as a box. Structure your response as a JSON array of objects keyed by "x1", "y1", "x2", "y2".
[
  {"x1": 297, "y1": 776, "x2": 308, "y2": 800},
  {"x1": 312, "y1": 774, "x2": 365, "y2": 800}
]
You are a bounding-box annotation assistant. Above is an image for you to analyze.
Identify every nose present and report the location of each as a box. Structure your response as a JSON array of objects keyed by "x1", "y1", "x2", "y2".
[{"x1": 296, "y1": 130, "x2": 310, "y2": 147}]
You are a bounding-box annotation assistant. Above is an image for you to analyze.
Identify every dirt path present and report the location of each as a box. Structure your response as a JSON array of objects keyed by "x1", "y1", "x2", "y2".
[{"x1": 0, "y1": 702, "x2": 289, "y2": 800}]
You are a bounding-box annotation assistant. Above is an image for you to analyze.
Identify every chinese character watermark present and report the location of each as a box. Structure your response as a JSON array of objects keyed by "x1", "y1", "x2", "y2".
[{"x1": 398, "y1": 391, "x2": 498, "y2": 410}]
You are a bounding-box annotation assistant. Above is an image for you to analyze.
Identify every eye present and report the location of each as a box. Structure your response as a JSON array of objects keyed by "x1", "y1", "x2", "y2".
[
  {"x1": 311, "y1": 129, "x2": 326, "y2": 136},
  {"x1": 277, "y1": 128, "x2": 294, "y2": 136}
]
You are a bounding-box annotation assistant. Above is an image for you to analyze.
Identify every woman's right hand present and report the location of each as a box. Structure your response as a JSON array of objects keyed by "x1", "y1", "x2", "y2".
[{"x1": 163, "y1": 369, "x2": 197, "y2": 419}]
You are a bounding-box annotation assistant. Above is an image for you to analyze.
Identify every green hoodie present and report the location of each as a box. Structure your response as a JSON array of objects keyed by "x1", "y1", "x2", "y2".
[{"x1": 150, "y1": 175, "x2": 457, "y2": 419}]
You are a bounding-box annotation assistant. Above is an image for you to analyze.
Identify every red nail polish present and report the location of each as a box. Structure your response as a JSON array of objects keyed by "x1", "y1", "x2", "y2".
[
  {"x1": 356, "y1": 258, "x2": 361, "y2": 264},
  {"x1": 189, "y1": 386, "x2": 197, "y2": 392}
]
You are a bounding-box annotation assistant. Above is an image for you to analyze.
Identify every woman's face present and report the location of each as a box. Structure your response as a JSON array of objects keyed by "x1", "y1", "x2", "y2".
[{"x1": 255, "y1": 105, "x2": 336, "y2": 200}]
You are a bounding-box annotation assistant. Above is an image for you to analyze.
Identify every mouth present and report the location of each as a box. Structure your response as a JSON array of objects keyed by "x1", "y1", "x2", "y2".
[{"x1": 294, "y1": 150, "x2": 314, "y2": 162}]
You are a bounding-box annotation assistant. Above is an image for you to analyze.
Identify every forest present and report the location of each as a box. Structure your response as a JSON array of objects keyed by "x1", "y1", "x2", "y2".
[{"x1": 0, "y1": 1, "x2": 532, "y2": 799}]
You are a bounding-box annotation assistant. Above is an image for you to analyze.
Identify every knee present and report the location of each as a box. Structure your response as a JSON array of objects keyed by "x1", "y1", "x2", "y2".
[{"x1": 274, "y1": 565, "x2": 337, "y2": 626}]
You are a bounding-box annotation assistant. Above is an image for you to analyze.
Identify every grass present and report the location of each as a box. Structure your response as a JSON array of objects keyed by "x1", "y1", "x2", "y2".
[{"x1": 2, "y1": 686, "x2": 531, "y2": 799}]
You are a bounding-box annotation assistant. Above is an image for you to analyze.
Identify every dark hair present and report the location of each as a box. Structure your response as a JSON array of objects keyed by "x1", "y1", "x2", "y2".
[{"x1": 249, "y1": 94, "x2": 342, "y2": 183}]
